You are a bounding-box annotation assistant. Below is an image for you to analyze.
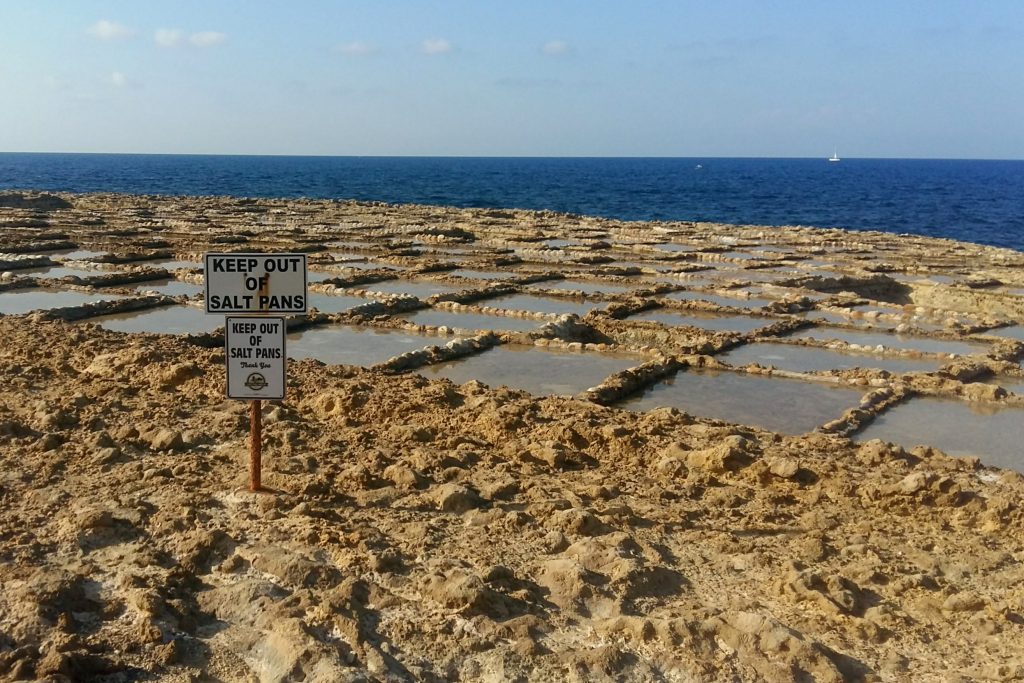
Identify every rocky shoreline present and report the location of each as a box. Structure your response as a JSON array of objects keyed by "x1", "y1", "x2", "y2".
[{"x1": 1, "y1": 191, "x2": 1023, "y2": 682}]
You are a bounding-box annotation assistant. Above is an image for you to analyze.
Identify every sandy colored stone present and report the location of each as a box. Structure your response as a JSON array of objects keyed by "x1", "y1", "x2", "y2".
[{"x1": 0, "y1": 193, "x2": 1022, "y2": 681}]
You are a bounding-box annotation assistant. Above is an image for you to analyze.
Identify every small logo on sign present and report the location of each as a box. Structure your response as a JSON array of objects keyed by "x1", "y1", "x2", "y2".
[{"x1": 244, "y1": 373, "x2": 269, "y2": 391}]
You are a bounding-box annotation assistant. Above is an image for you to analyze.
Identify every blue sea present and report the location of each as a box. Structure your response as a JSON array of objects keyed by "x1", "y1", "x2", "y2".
[{"x1": 1, "y1": 153, "x2": 1022, "y2": 251}]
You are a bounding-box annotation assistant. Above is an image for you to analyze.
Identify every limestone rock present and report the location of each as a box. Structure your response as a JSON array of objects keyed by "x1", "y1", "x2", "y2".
[
  {"x1": 942, "y1": 591, "x2": 986, "y2": 613},
  {"x1": 431, "y1": 483, "x2": 482, "y2": 513},
  {"x1": 686, "y1": 443, "x2": 751, "y2": 474},
  {"x1": 382, "y1": 463, "x2": 424, "y2": 490},
  {"x1": 897, "y1": 471, "x2": 932, "y2": 495},
  {"x1": 767, "y1": 456, "x2": 800, "y2": 479},
  {"x1": 148, "y1": 428, "x2": 184, "y2": 451}
]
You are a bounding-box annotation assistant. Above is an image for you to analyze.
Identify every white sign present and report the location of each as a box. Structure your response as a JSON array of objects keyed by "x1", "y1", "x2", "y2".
[
  {"x1": 205, "y1": 253, "x2": 308, "y2": 314},
  {"x1": 225, "y1": 316, "x2": 286, "y2": 400}
]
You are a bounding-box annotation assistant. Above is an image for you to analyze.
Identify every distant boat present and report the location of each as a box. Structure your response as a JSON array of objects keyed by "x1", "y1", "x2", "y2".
[{"x1": 828, "y1": 148, "x2": 841, "y2": 162}]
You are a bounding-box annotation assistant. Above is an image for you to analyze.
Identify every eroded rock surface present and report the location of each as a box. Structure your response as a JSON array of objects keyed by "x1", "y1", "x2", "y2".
[{"x1": 0, "y1": 193, "x2": 1023, "y2": 681}]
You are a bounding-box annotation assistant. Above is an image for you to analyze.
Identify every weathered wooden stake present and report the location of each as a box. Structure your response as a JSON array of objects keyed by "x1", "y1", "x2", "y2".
[{"x1": 250, "y1": 398, "x2": 262, "y2": 491}]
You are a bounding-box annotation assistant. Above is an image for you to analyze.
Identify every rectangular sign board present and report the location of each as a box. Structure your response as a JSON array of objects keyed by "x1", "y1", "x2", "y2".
[
  {"x1": 225, "y1": 316, "x2": 287, "y2": 400},
  {"x1": 205, "y1": 252, "x2": 308, "y2": 314}
]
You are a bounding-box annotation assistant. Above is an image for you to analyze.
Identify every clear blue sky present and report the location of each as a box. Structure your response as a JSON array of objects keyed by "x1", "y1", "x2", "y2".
[{"x1": 1, "y1": 1, "x2": 1022, "y2": 158}]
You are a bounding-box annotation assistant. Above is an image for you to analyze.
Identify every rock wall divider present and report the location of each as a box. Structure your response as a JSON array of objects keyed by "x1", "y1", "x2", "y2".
[
  {"x1": 578, "y1": 355, "x2": 684, "y2": 405},
  {"x1": 36, "y1": 295, "x2": 174, "y2": 322},
  {"x1": 373, "y1": 333, "x2": 500, "y2": 374}
]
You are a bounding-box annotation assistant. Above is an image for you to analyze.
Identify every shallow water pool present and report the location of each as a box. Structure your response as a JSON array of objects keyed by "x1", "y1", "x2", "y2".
[
  {"x1": 988, "y1": 325, "x2": 1024, "y2": 342},
  {"x1": 50, "y1": 249, "x2": 108, "y2": 260},
  {"x1": 618, "y1": 368, "x2": 864, "y2": 435},
  {"x1": 90, "y1": 305, "x2": 219, "y2": 334},
  {"x1": 543, "y1": 280, "x2": 633, "y2": 295},
  {"x1": 648, "y1": 276, "x2": 717, "y2": 288},
  {"x1": 715, "y1": 269, "x2": 791, "y2": 283},
  {"x1": 856, "y1": 397, "x2": 1024, "y2": 471},
  {"x1": 720, "y1": 342, "x2": 942, "y2": 374},
  {"x1": 418, "y1": 345, "x2": 642, "y2": 396},
  {"x1": 666, "y1": 290, "x2": 775, "y2": 309},
  {"x1": 788, "y1": 327, "x2": 989, "y2": 357},
  {"x1": 627, "y1": 309, "x2": 775, "y2": 333},
  {"x1": 801, "y1": 310, "x2": 864, "y2": 326},
  {"x1": 449, "y1": 269, "x2": 516, "y2": 281},
  {"x1": 608, "y1": 261, "x2": 654, "y2": 271},
  {"x1": 361, "y1": 279, "x2": 463, "y2": 298},
  {"x1": 337, "y1": 260, "x2": 403, "y2": 271},
  {"x1": 403, "y1": 309, "x2": 544, "y2": 333},
  {"x1": 482, "y1": 293, "x2": 596, "y2": 317},
  {"x1": 0, "y1": 289, "x2": 126, "y2": 315},
  {"x1": 307, "y1": 294, "x2": 367, "y2": 313},
  {"x1": 307, "y1": 270, "x2": 341, "y2": 283},
  {"x1": 796, "y1": 259, "x2": 838, "y2": 269},
  {"x1": 988, "y1": 376, "x2": 1024, "y2": 395},
  {"x1": 655, "y1": 243, "x2": 694, "y2": 253},
  {"x1": 18, "y1": 265, "x2": 107, "y2": 279},
  {"x1": 137, "y1": 259, "x2": 202, "y2": 271},
  {"x1": 131, "y1": 279, "x2": 203, "y2": 297},
  {"x1": 289, "y1": 325, "x2": 437, "y2": 366}
]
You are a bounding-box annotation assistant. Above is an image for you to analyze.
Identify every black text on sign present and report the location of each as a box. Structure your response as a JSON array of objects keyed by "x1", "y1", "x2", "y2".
[
  {"x1": 224, "y1": 316, "x2": 287, "y2": 399},
  {"x1": 204, "y1": 253, "x2": 308, "y2": 314}
]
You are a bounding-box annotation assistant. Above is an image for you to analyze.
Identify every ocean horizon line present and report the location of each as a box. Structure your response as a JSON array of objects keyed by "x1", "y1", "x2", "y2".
[
  {"x1": 2, "y1": 151, "x2": 1022, "y2": 163},
  {"x1": 3, "y1": 153, "x2": 1021, "y2": 251}
]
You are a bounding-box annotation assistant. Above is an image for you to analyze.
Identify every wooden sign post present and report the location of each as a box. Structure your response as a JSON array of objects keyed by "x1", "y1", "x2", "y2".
[
  {"x1": 205, "y1": 253, "x2": 307, "y2": 491},
  {"x1": 250, "y1": 399, "x2": 262, "y2": 490},
  {"x1": 225, "y1": 315, "x2": 286, "y2": 489}
]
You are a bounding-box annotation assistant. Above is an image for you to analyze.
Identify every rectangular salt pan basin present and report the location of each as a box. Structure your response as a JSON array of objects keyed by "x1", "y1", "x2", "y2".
[
  {"x1": 618, "y1": 368, "x2": 865, "y2": 435},
  {"x1": 796, "y1": 259, "x2": 837, "y2": 269},
  {"x1": 790, "y1": 328, "x2": 989, "y2": 357},
  {"x1": 131, "y1": 279, "x2": 203, "y2": 297},
  {"x1": 713, "y1": 269, "x2": 791, "y2": 282},
  {"x1": 307, "y1": 270, "x2": 340, "y2": 283},
  {"x1": 308, "y1": 294, "x2": 367, "y2": 313},
  {"x1": 18, "y1": 266, "x2": 106, "y2": 279},
  {"x1": 335, "y1": 261, "x2": 399, "y2": 271},
  {"x1": 802, "y1": 310, "x2": 864, "y2": 326},
  {"x1": 136, "y1": 259, "x2": 202, "y2": 271},
  {"x1": 649, "y1": 276, "x2": 717, "y2": 288},
  {"x1": 990, "y1": 325, "x2": 1024, "y2": 342},
  {"x1": 449, "y1": 269, "x2": 516, "y2": 281},
  {"x1": 543, "y1": 280, "x2": 633, "y2": 295},
  {"x1": 288, "y1": 325, "x2": 438, "y2": 367},
  {"x1": 90, "y1": 306, "x2": 220, "y2": 334},
  {"x1": 326, "y1": 241, "x2": 372, "y2": 249},
  {"x1": 720, "y1": 342, "x2": 943, "y2": 374},
  {"x1": 856, "y1": 398, "x2": 1024, "y2": 472},
  {"x1": 0, "y1": 290, "x2": 126, "y2": 315},
  {"x1": 627, "y1": 310, "x2": 775, "y2": 333},
  {"x1": 404, "y1": 310, "x2": 544, "y2": 333},
  {"x1": 666, "y1": 290, "x2": 775, "y2": 309},
  {"x1": 419, "y1": 345, "x2": 642, "y2": 396},
  {"x1": 987, "y1": 377, "x2": 1024, "y2": 395},
  {"x1": 361, "y1": 279, "x2": 462, "y2": 298},
  {"x1": 482, "y1": 293, "x2": 596, "y2": 317},
  {"x1": 50, "y1": 249, "x2": 108, "y2": 260},
  {"x1": 850, "y1": 303, "x2": 910, "y2": 317}
]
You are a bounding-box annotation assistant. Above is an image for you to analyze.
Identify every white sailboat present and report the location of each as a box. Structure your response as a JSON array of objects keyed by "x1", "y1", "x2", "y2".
[{"x1": 828, "y1": 147, "x2": 841, "y2": 162}]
